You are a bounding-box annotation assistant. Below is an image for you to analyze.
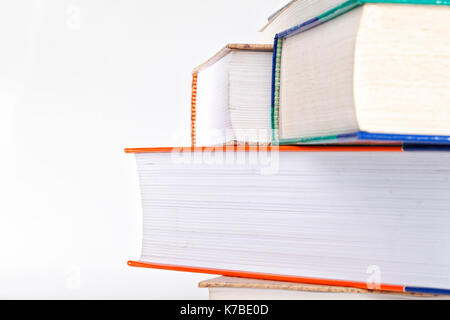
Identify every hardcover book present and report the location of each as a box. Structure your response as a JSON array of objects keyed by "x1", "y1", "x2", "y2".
[
  {"x1": 127, "y1": 146, "x2": 450, "y2": 295},
  {"x1": 260, "y1": 0, "x2": 347, "y2": 43},
  {"x1": 191, "y1": 44, "x2": 273, "y2": 147},
  {"x1": 270, "y1": 1, "x2": 450, "y2": 145}
]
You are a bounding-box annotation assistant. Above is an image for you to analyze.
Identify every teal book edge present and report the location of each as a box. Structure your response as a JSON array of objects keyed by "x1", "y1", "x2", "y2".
[{"x1": 271, "y1": 0, "x2": 450, "y2": 145}]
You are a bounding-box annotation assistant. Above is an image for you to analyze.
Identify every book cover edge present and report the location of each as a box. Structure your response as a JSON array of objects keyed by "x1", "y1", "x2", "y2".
[{"x1": 127, "y1": 260, "x2": 450, "y2": 296}]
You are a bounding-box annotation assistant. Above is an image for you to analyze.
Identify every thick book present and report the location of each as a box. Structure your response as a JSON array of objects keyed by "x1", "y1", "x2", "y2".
[
  {"x1": 260, "y1": 0, "x2": 346, "y2": 43},
  {"x1": 270, "y1": 1, "x2": 450, "y2": 145},
  {"x1": 191, "y1": 44, "x2": 273, "y2": 147},
  {"x1": 199, "y1": 276, "x2": 445, "y2": 300},
  {"x1": 126, "y1": 146, "x2": 450, "y2": 295},
  {"x1": 266, "y1": 1, "x2": 296, "y2": 23}
]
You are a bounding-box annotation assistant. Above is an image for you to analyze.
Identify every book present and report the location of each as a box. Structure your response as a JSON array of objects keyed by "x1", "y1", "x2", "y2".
[
  {"x1": 199, "y1": 276, "x2": 446, "y2": 300},
  {"x1": 260, "y1": 0, "x2": 349, "y2": 43},
  {"x1": 191, "y1": 44, "x2": 273, "y2": 147},
  {"x1": 126, "y1": 146, "x2": 450, "y2": 295},
  {"x1": 270, "y1": 1, "x2": 450, "y2": 145},
  {"x1": 266, "y1": 1, "x2": 296, "y2": 23}
]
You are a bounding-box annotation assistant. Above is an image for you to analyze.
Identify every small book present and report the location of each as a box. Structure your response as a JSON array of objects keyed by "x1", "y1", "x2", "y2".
[
  {"x1": 191, "y1": 44, "x2": 273, "y2": 147},
  {"x1": 126, "y1": 146, "x2": 450, "y2": 296},
  {"x1": 199, "y1": 277, "x2": 445, "y2": 300},
  {"x1": 271, "y1": 1, "x2": 450, "y2": 145}
]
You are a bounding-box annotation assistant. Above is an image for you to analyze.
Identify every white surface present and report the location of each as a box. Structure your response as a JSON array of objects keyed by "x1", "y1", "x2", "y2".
[{"x1": 0, "y1": 0, "x2": 281, "y2": 299}]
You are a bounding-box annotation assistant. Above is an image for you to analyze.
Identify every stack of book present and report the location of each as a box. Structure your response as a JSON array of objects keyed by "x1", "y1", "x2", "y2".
[{"x1": 127, "y1": 1, "x2": 450, "y2": 299}]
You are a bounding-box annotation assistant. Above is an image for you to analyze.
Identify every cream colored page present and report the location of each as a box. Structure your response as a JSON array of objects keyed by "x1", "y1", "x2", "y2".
[
  {"x1": 280, "y1": 8, "x2": 362, "y2": 140},
  {"x1": 229, "y1": 51, "x2": 273, "y2": 143},
  {"x1": 354, "y1": 4, "x2": 450, "y2": 135}
]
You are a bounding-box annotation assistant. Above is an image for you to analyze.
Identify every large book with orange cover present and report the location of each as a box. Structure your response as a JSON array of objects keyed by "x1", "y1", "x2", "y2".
[
  {"x1": 191, "y1": 44, "x2": 273, "y2": 147},
  {"x1": 126, "y1": 146, "x2": 450, "y2": 296}
]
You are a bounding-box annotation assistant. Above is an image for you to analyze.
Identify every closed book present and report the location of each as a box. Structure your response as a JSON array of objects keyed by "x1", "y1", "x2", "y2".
[
  {"x1": 260, "y1": 0, "x2": 347, "y2": 43},
  {"x1": 126, "y1": 146, "x2": 450, "y2": 295},
  {"x1": 270, "y1": 1, "x2": 450, "y2": 145},
  {"x1": 191, "y1": 44, "x2": 273, "y2": 147}
]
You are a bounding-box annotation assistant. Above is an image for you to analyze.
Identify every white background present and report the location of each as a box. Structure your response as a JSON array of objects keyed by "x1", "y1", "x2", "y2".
[{"x1": 0, "y1": 0, "x2": 284, "y2": 299}]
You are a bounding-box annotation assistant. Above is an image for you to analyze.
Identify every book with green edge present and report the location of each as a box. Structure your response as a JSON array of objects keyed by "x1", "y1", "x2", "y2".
[{"x1": 269, "y1": 1, "x2": 450, "y2": 145}]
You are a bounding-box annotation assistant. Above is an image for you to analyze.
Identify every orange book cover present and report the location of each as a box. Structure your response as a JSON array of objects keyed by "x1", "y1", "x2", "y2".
[{"x1": 127, "y1": 261, "x2": 406, "y2": 293}]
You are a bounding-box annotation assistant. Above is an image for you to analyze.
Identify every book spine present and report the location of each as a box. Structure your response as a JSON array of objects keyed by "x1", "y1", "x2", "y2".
[
  {"x1": 271, "y1": 37, "x2": 282, "y2": 143},
  {"x1": 405, "y1": 286, "x2": 450, "y2": 296},
  {"x1": 359, "y1": 132, "x2": 450, "y2": 144},
  {"x1": 402, "y1": 144, "x2": 450, "y2": 151},
  {"x1": 191, "y1": 73, "x2": 198, "y2": 147}
]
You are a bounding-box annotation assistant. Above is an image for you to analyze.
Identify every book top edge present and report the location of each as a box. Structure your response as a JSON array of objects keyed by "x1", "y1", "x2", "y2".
[
  {"x1": 192, "y1": 44, "x2": 273, "y2": 73},
  {"x1": 124, "y1": 146, "x2": 403, "y2": 154},
  {"x1": 272, "y1": 0, "x2": 450, "y2": 40},
  {"x1": 226, "y1": 43, "x2": 273, "y2": 51}
]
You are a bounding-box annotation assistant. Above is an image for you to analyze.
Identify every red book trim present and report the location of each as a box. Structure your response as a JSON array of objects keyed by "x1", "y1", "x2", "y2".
[
  {"x1": 128, "y1": 261, "x2": 405, "y2": 293},
  {"x1": 124, "y1": 145, "x2": 403, "y2": 154}
]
